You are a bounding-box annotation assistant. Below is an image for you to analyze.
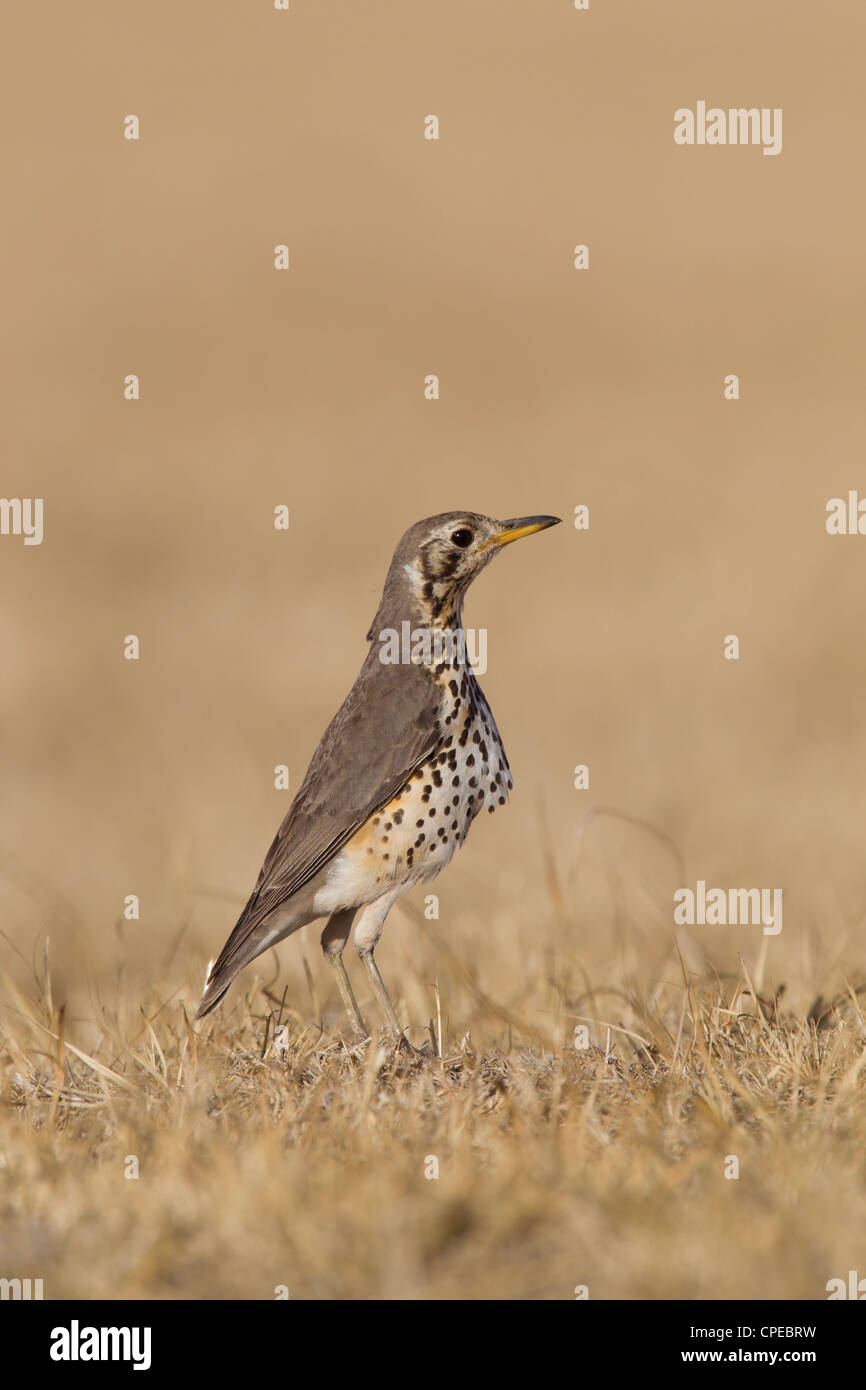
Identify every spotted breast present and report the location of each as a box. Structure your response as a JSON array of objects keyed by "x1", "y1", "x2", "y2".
[{"x1": 314, "y1": 661, "x2": 512, "y2": 912}]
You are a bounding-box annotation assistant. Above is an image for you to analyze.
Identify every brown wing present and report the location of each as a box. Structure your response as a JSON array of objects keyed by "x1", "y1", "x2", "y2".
[
  {"x1": 254, "y1": 657, "x2": 441, "y2": 918},
  {"x1": 197, "y1": 653, "x2": 441, "y2": 1011}
]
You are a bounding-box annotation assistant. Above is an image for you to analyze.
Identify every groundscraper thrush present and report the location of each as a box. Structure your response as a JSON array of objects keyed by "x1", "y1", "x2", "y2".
[{"x1": 197, "y1": 511, "x2": 560, "y2": 1037}]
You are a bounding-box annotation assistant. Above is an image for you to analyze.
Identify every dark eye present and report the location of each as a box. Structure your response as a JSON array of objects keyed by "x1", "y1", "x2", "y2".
[{"x1": 450, "y1": 528, "x2": 473, "y2": 548}]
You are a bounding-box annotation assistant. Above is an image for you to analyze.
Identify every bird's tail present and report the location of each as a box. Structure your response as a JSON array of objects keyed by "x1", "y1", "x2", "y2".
[
  {"x1": 195, "y1": 972, "x2": 234, "y2": 1020},
  {"x1": 195, "y1": 896, "x2": 311, "y2": 1020},
  {"x1": 195, "y1": 931, "x2": 268, "y2": 1020}
]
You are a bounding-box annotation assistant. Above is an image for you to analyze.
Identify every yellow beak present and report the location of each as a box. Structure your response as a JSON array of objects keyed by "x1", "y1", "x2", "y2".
[{"x1": 478, "y1": 515, "x2": 561, "y2": 552}]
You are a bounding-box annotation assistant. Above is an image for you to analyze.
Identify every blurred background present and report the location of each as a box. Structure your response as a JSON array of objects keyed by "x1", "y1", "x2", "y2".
[{"x1": 2, "y1": 0, "x2": 866, "y2": 1036}]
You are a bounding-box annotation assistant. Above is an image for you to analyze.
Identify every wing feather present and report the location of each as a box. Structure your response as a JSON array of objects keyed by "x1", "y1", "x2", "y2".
[{"x1": 201, "y1": 654, "x2": 442, "y2": 995}]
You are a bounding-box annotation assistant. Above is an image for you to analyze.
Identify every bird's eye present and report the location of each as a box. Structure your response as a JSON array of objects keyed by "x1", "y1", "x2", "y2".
[{"x1": 450, "y1": 529, "x2": 473, "y2": 548}]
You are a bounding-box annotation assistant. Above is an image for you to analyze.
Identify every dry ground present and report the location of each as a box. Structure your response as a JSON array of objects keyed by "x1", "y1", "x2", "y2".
[{"x1": 2, "y1": 903, "x2": 865, "y2": 1301}]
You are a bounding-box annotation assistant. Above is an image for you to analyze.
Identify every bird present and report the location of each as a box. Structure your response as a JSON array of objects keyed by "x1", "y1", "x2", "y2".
[{"x1": 196, "y1": 510, "x2": 561, "y2": 1038}]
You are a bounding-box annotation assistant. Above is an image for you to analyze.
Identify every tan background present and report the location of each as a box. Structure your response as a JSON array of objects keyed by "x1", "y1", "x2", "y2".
[{"x1": 3, "y1": 2, "x2": 866, "y2": 1035}]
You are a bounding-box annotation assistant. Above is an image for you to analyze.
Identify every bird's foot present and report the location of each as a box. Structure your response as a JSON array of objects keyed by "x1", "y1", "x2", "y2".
[{"x1": 386, "y1": 1028, "x2": 435, "y2": 1060}]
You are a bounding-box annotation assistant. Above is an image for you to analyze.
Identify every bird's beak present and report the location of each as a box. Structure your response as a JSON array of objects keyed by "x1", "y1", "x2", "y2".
[{"x1": 478, "y1": 515, "x2": 562, "y2": 551}]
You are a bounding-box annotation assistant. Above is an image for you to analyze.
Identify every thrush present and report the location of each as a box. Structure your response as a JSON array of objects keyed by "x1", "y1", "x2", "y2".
[{"x1": 196, "y1": 511, "x2": 560, "y2": 1037}]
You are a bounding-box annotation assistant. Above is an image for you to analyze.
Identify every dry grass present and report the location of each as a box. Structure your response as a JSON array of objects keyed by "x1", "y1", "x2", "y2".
[{"x1": 2, "y1": 922, "x2": 865, "y2": 1301}]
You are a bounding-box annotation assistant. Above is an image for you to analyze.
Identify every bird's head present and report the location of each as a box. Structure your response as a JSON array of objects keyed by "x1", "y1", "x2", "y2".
[{"x1": 367, "y1": 511, "x2": 561, "y2": 639}]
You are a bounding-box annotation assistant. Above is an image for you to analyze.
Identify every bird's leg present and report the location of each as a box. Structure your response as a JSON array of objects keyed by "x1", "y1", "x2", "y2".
[
  {"x1": 327, "y1": 953, "x2": 369, "y2": 1040},
  {"x1": 358, "y1": 948, "x2": 416, "y2": 1052},
  {"x1": 358, "y1": 948, "x2": 401, "y2": 1031},
  {"x1": 321, "y1": 909, "x2": 368, "y2": 1040},
  {"x1": 352, "y1": 895, "x2": 419, "y2": 1052}
]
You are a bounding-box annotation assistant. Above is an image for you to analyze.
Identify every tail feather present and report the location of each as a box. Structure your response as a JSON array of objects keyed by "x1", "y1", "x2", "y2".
[
  {"x1": 195, "y1": 897, "x2": 313, "y2": 1020},
  {"x1": 195, "y1": 977, "x2": 232, "y2": 1020},
  {"x1": 195, "y1": 930, "x2": 270, "y2": 1019}
]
